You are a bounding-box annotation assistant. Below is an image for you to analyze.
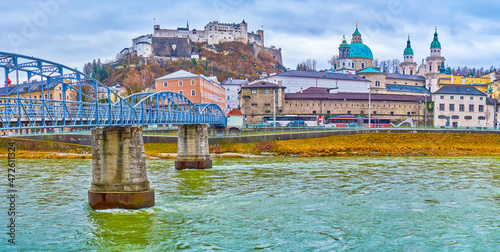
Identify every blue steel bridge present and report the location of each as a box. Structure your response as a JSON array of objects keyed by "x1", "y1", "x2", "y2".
[{"x1": 0, "y1": 52, "x2": 226, "y2": 131}]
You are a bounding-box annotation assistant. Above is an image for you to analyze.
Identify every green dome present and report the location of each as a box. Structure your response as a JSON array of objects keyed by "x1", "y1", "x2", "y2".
[
  {"x1": 349, "y1": 42, "x2": 373, "y2": 59},
  {"x1": 430, "y1": 40, "x2": 441, "y2": 49},
  {"x1": 404, "y1": 47, "x2": 414, "y2": 55},
  {"x1": 339, "y1": 35, "x2": 349, "y2": 47},
  {"x1": 404, "y1": 37, "x2": 413, "y2": 55},
  {"x1": 430, "y1": 29, "x2": 441, "y2": 49}
]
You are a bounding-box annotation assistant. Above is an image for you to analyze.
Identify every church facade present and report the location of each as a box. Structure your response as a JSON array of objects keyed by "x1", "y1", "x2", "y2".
[{"x1": 331, "y1": 25, "x2": 448, "y2": 95}]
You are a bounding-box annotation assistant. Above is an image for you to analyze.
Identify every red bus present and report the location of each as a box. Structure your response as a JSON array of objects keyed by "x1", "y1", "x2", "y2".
[
  {"x1": 326, "y1": 116, "x2": 359, "y2": 127},
  {"x1": 362, "y1": 118, "x2": 391, "y2": 128},
  {"x1": 327, "y1": 117, "x2": 391, "y2": 128}
]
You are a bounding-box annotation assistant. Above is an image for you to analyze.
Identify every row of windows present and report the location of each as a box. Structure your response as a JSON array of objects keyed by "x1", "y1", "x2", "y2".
[
  {"x1": 0, "y1": 94, "x2": 71, "y2": 101},
  {"x1": 163, "y1": 79, "x2": 196, "y2": 87},
  {"x1": 176, "y1": 90, "x2": 197, "y2": 96},
  {"x1": 438, "y1": 115, "x2": 485, "y2": 120},
  {"x1": 393, "y1": 81, "x2": 419, "y2": 85},
  {"x1": 251, "y1": 89, "x2": 277, "y2": 94},
  {"x1": 285, "y1": 102, "x2": 417, "y2": 108},
  {"x1": 439, "y1": 95, "x2": 483, "y2": 101},
  {"x1": 439, "y1": 104, "x2": 484, "y2": 112},
  {"x1": 401, "y1": 70, "x2": 414, "y2": 75},
  {"x1": 343, "y1": 111, "x2": 414, "y2": 116}
]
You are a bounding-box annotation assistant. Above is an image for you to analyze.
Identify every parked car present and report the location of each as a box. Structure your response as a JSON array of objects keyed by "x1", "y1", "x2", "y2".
[
  {"x1": 324, "y1": 123, "x2": 337, "y2": 128},
  {"x1": 252, "y1": 122, "x2": 269, "y2": 128},
  {"x1": 346, "y1": 122, "x2": 360, "y2": 128},
  {"x1": 267, "y1": 122, "x2": 281, "y2": 127},
  {"x1": 286, "y1": 120, "x2": 307, "y2": 127}
]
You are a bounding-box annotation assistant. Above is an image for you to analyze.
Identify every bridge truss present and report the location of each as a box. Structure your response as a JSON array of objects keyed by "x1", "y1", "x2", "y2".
[{"x1": 0, "y1": 52, "x2": 226, "y2": 131}]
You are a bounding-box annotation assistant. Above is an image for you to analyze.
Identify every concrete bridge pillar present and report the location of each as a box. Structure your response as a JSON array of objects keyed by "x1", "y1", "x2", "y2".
[
  {"x1": 88, "y1": 126, "x2": 154, "y2": 210},
  {"x1": 175, "y1": 124, "x2": 212, "y2": 170}
]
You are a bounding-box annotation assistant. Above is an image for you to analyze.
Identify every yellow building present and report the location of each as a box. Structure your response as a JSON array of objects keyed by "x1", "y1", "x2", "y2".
[
  {"x1": 0, "y1": 80, "x2": 78, "y2": 134},
  {"x1": 438, "y1": 72, "x2": 495, "y2": 93},
  {"x1": 0, "y1": 80, "x2": 77, "y2": 105}
]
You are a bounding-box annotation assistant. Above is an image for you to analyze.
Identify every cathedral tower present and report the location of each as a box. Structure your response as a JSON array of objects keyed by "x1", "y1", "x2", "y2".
[
  {"x1": 425, "y1": 27, "x2": 445, "y2": 92},
  {"x1": 400, "y1": 35, "x2": 417, "y2": 75},
  {"x1": 351, "y1": 23, "x2": 362, "y2": 43}
]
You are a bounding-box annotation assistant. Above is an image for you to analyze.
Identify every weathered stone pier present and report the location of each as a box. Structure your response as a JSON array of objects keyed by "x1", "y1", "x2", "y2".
[
  {"x1": 175, "y1": 124, "x2": 212, "y2": 169},
  {"x1": 88, "y1": 126, "x2": 154, "y2": 210}
]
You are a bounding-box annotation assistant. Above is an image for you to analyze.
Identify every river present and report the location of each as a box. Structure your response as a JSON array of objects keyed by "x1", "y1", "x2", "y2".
[{"x1": 2, "y1": 157, "x2": 500, "y2": 250}]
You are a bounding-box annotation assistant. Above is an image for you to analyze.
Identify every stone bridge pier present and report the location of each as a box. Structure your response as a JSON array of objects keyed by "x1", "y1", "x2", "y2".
[
  {"x1": 88, "y1": 126, "x2": 154, "y2": 210},
  {"x1": 175, "y1": 124, "x2": 212, "y2": 170}
]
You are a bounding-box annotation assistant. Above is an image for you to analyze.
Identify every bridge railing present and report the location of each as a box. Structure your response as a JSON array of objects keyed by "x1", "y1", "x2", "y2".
[{"x1": 0, "y1": 52, "x2": 226, "y2": 130}]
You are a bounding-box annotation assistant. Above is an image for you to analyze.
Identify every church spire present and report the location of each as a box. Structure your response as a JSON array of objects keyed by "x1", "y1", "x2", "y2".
[
  {"x1": 352, "y1": 23, "x2": 362, "y2": 43},
  {"x1": 404, "y1": 35, "x2": 414, "y2": 55},
  {"x1": 431, "y1": 27, "x2": 441, "y2": 49}
]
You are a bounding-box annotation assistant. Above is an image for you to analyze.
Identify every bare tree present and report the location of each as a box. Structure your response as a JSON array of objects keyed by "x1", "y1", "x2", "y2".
[
  {"x1": 328, "y1": 55, "x2": 339, "y2": 68},
  {"x1": 123, "y1": 69, "x2": 156, "y2": 93}
]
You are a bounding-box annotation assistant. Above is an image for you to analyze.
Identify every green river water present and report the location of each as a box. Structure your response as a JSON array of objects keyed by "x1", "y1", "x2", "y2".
[{"x1": 2, "y1": 157, "x2": 500, "y2": 251}]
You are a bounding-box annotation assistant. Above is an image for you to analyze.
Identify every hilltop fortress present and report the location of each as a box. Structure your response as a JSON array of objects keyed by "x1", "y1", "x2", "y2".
[{"x1": 120, "y1": 20, "x2": 282, "y2": 65}]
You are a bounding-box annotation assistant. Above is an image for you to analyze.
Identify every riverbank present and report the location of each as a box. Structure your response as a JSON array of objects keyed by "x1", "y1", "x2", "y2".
[
  {"x1": 1, "y1": 133, "x2": 499, "y2": 159},
  {"x1": 151, "y1": 132, "x2": 500, "y2": 157}
]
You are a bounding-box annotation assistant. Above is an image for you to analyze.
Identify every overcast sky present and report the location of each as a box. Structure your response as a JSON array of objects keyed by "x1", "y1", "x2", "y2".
[{"x1": 2, "y1": 0, "x2": 500, "y2": 72}]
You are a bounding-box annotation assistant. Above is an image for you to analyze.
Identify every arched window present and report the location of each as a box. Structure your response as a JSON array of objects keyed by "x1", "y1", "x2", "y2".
[
  {"x1": 375, "y1": 81, "x2": 380, "y2": 87},
  {"x1": 403, "y1": 69, "x2": 405, "y2": 74},
  {"x1": 410, "y1": 70, "x2": 413, "y2": 75},
  {"x1": 429, "y1": 65, "x2": 432, "y2": 71},
  {"x1": 361, "y1": 63, "x2": 365, "y2": 68},
  {"x1": 343, "y1": 62, "x2": 345, "y2": 66}
]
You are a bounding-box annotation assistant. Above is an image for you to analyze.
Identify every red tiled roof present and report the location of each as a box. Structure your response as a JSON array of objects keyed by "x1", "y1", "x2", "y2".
[{"x1": 227, "y1": 108, "x2": 243, "y2": 115}]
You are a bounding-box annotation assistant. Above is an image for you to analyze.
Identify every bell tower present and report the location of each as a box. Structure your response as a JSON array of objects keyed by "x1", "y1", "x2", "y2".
[
  {"x1": 400, "y1": 35, "x2": 417, "y2": 75},
  {"x1": 351, "y1": 23, "x2": 362, "y2": 43},
  {"x1": 425, "y1": 27, "x2": 445, "y2": 92}
]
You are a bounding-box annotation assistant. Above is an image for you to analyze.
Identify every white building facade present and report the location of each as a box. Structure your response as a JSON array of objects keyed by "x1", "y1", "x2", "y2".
[
  {"x1": 261, "y1": 70, "x2": 370, "y2": 94},
  {"x1": 433, "y1": 86, "x2": 499, "y2": 128},
  {"x1": 131, "y1": 35, "x2": 152, "y2": 57},
  {"x1": 221, "y1": 78, "x2": 247, "y2": 113}
]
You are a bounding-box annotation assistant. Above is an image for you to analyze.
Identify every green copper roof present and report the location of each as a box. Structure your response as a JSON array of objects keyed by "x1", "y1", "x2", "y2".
[
  {"x1": 349, "y1": 42, "x2": 373, "y2": 59},
  {"x1": 439, "y1": 61, "x2": 446, "y2": 73},
  {"x1": 430, "y1": 28, "x2": 441, "y2": 49},
  {"x1": 339, "y1": 35, "x2": 350, "y2": 47},
  {"x1": 357, "y1": 67, "x2": 383, "y2": 74},
  {"x1": 353, "y1": 24, "x2": 361, "y2": 35},
  {"x1": 404, "y1": 37, "x2": 414, "y2": 55}
]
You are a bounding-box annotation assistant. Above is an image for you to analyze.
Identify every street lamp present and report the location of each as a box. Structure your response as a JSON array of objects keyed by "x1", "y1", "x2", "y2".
[
  {"x1": 273, "y1": 89, "x2": 277, "y2": 127},
  {"x1": 368, "y1": 84, "x2": 371, "y2": 129},
  {"x1": 424, "y1": 93, "x2": 428, "y2": 128},
  {"x1": 112, "y1": 82, "x2": 133, "y2": 96}
]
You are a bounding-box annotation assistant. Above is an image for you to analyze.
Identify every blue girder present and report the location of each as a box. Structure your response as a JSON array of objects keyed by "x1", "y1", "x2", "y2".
[{"x1": 0, "y1": 52, "x2": 226, "y2": 130}]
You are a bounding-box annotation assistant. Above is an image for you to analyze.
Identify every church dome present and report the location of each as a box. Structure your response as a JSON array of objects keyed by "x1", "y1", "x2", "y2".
[
  {"x1": 349, "y1": 43, "x2": 373, "y2": 59},
  {"x1": 430, "y1": 28, "x2": 441, "y2": 49},
  {"x1": 339, "y1": 35, "x2": 350, "y2": 47},
  {"x1": 404, "y1": 47, "x2": 414, "y2": 55},
  {"x1": 430, "y1": 40, "x2": 441, "y2": 49},
  {"x1": 404, "y1": 36, "x2": 414, "y2": 55}
]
